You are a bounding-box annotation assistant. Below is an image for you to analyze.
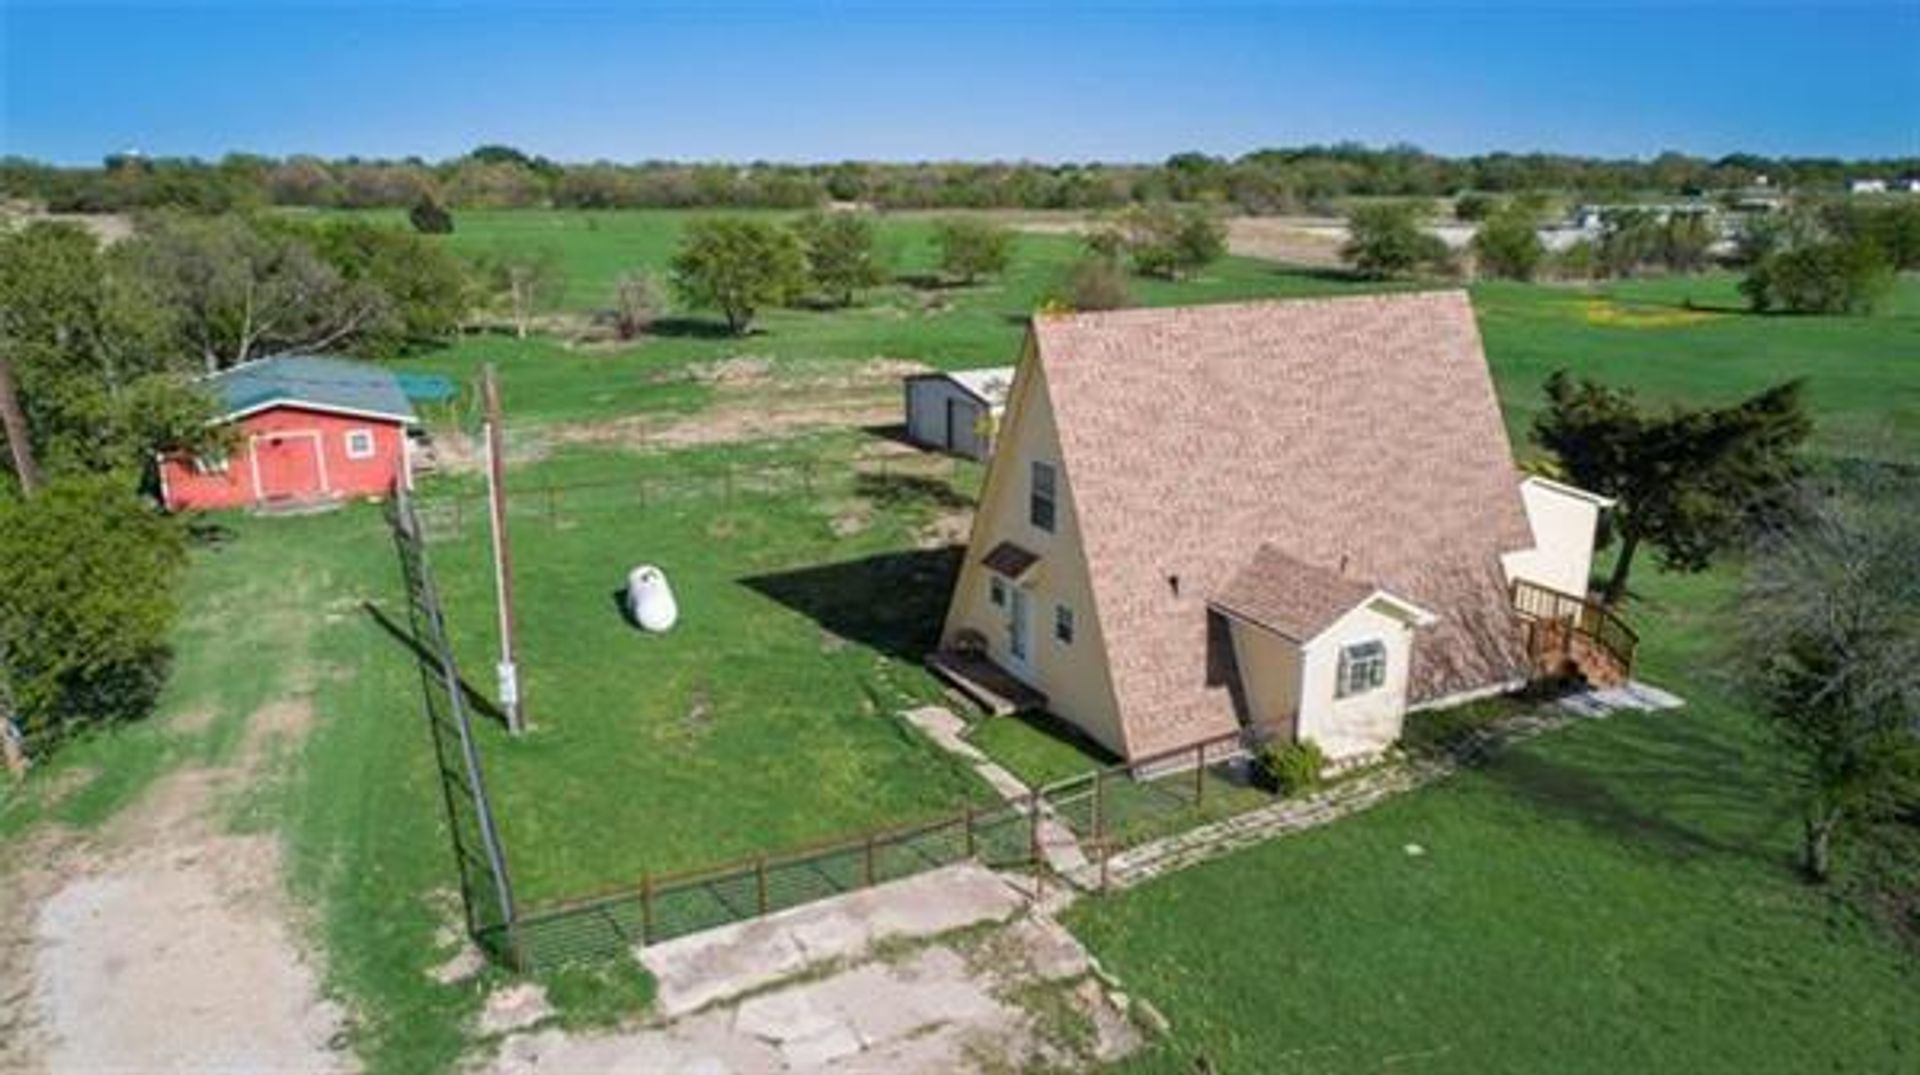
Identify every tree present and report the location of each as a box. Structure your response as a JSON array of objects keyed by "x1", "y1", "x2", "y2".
[
  {"x1": 1471, "y1": 203, "x2": 1545, "y2": 281},
  {"x1": 1341, "y1": 202, "x2": 1449, "y2": 278},
  {"x1": 1059, "y1": 256, "x2": 1132, "y2": 311},
  {"x1": 610, "y1": 270, "x2": 668, "y2": 340},
  {"x1": 668, "y1": 217, "x2": 806, "y2": 335},
  {"x1": 1661, "y1": 212, "x2": 1716, "y2": 273},
  {"x1": 1091, "y1": 203, "x2": 1227, "y2": 280},
  {"x1": 931, "y1": 217, "x2": 1014, "y2": 285},
  {"x1": 0, "y1": 353, "x2": 39, "y2": 494},
  {"x1": 0, "y1": 476, "x2": 187, "y2": 746},
  {"x1": 1596, "y1": 208, "x2": 1665, "y2": 277},
  {"x1": 296, "y1": 218, "x2": 472, "y2": 349},
  {"x1": 1531, "y1": 371, "x2": 1811, "y2": 604},
  {"x1": 1453, "y1": 192, "x2": 1496, "y2": 221},
  {"x1": 1741, "y1": 241, "x2": 1893, "y2": 315},
  {"x1": 0, "y1": 222, "x2": 220, "y2": 483},
  {"x1": 409, "y1": 196, "x2": 454, "y2": 234},
  {"x1": 1738, "y1": 473, "x2": 1920, "y2": 881},
  {"x1": 122, "y1": 213, "x2": 390, "y2": 370},
  {"x1": 791, "y1": 210, "x2": 885, "y2": 306},
  {"x1": 476, "y1": 247, "x2": 565, "y2": 339}
]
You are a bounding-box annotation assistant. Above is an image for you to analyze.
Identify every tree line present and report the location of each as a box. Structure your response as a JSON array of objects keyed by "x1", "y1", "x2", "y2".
[{"x1": 6, "y1": 144, "x2": 1917, "y2": 216}]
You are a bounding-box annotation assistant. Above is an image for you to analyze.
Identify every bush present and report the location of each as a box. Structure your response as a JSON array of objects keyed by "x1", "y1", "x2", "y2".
[
  {"x1": 408, "y1": 196, "x2": 454, "y2": 234},
  {"x1": 1454, "y1": 192, "x2": 1496, "y2": 221},
  {"x1": 931, "y1": 217, "x2": 1014, "y2": 285},
  {"x1": 1257, "y1": 739, "x2": 1327, "y2": 797},
  {"x1": 1741, "y1": 240, "x2": 1893, "y2": 315},
  {"x1": 1060, "y1": 256, "x2": 1132, "y2": 311},
  {"x1": 1342, "y1": 202, "x2": 1450, "y2": 279},
  {"x1": 1472, "y1": 205, "x2": 1545, "y2": 281},
  {"x1": 0, "y1": 477, "x2": 186, "y2": 748},
  {"x1": 610, "y1": 270, "x2": 668, "y2": 340}
]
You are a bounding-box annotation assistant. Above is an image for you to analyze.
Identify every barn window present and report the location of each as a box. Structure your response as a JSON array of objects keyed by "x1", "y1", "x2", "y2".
[
  {"x1": 344, "y1": 429, "x2": 376, "y2": 460},
  {"x1": 1054, "y1": 603, "x2": 1075, "y2": 645},
  {"x1": 192, "y1": 452, "x2": 230, "y2": 476},
  {"x1": 1029, "y1": 461, "x2": 1057, "y2": 533},
  {"x1": 1337, "y1": 640, "x2": 1388, "y2": 698}
]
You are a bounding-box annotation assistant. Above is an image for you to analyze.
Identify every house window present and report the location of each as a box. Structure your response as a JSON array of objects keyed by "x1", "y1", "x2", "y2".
[
  {"x1": 344, "y1": 429, "x2": 376, "y2": 460},
  {"x1": 1337, "y1": 640, "x2": 1388, "y2": 698},
  {"x1": 1029, "y1": 461, "x2": 1057, "y2": 533},
  {"x1": 192, "y1": 452, "x2": 230, "y2": 476},
  {"x1": 1054, "y1": 604, "x2": 1075, "y2": 644},
  {"x1": 990, "y1": 577, "x2": 1007, "y2": 608}
]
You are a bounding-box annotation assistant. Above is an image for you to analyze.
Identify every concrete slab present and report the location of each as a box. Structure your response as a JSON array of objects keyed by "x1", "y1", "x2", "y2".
[{"x1": 642, "y1": 863, "x2": 1023, "y2": 1018}]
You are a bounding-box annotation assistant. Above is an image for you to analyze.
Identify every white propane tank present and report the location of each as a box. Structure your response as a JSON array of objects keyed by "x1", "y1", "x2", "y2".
[{"x1": 626, "y1": 565, "x2": 679, "y2": 633}]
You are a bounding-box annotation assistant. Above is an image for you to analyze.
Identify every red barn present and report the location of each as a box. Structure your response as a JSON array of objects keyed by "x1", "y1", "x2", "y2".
[{"x1": 159, "y1": 355, "x2": 421, "y2": 512}]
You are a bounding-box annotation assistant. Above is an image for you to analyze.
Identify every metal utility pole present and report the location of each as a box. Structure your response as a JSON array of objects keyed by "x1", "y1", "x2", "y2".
[{"x1": 482, "y1": 364, "x2": 525, "y2": 735}]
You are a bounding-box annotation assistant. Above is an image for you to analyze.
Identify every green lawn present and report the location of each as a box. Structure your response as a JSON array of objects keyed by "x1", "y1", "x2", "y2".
[
  {"x1": 420, "y1": 441, "x2": 991, "y2": 901},
  {"x1": 967, "y1": 710, "x2": 1114, "y2": 789},
  {"x1": 1066, "y1": 562, "x2": 1920, "y2": 1074}
]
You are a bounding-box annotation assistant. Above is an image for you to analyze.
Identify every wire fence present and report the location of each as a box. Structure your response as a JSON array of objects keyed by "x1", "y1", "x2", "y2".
[{"x1": 413, "y1": 452, "x2": 979, "y2": 541}]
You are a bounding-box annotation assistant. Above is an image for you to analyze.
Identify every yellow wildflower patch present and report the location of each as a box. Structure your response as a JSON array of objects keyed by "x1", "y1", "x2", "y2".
[{"x1": 1579, "y1": 299, "x2": 1724, "y2": 329}]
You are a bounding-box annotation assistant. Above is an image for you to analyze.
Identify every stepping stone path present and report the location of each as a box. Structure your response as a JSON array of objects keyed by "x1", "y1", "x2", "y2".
[{"x1": 901, "y1": 706, "x2": 1090, "y2": 875}]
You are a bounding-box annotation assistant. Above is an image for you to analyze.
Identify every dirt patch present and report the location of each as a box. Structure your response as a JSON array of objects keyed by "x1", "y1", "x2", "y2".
[
  {"x1": 1224, "y1": 215, "x2": 1350, "y2": 267},
  {"x1": 917, "y1": 507, "x2": 975, "y2": 549},
  {"x1": 1, "y1": 692, "x2": 351, "y2": 1074}
]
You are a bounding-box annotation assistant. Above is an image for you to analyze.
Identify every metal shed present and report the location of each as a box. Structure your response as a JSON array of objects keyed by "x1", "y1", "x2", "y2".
[{"x1": 902, "y1": 367, "x2": 1014, "y2": 460}]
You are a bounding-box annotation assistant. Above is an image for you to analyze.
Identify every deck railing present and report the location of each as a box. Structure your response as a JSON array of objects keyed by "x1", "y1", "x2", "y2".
[{"x1": 1511, "y1": 578, "x2": 1638, "y2": 676}]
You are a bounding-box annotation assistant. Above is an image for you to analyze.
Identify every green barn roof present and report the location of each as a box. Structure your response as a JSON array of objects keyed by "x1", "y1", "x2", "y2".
[{"x1": 206, "y1": 355, "x2": 419, "y2": 424}]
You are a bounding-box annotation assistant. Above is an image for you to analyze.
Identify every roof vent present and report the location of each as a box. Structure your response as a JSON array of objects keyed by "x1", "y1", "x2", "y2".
[{"x1": 1168, "y1": 573, "x2": 1181, "y2": 597}]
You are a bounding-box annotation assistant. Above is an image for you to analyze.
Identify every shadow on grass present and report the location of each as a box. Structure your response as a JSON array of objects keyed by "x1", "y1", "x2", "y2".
[
  {"x1": 739, "y1": 547, "x2": 962, "y2": 664},
  {"x1": 852, "y1": 471, "x2": 973, "y2": 511},
  {"x1": 361, "y1": 601, "x2": 512, "y2": 730},
  {"x1": 648, "y1": 316, "x2": 744, "y2": 340},
  {"x1": 1475, "y1": 711, "x2": 1797, "y2": 868}
]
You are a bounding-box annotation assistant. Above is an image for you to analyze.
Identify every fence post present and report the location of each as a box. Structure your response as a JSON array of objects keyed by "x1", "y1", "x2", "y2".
[
  {"x1": 1091, "y1": 770, "x2": 1104, "y2": 842},
  {"x1": 864, "y1": 833, "x2": 877, "y2": 887},
  {"x1": 964, "y1": 803, "x2": 976, "y2": 858},
  {"x1": 1194, "y1": 740, "x2": 1206, "y2": 807},
  {"x1": 641, "y1": 873, "x2": 654, "y2": 945},
  {"x1": 755, "y1": 856, "x2": 769, "y2": 915},
  {"x1": 1028, "y1": 789, "x2": 1042, "y2": 865}
]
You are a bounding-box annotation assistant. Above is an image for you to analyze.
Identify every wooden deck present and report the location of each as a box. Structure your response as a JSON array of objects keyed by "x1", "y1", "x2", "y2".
[{"x1": 926, "y1": 650, "x2": 1047, "y2": 717}]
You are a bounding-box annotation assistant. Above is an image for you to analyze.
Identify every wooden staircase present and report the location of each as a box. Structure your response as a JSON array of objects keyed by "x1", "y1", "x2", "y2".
[{"x1": 1512, "y1": 579, "x2": 1637, "y2": 688}]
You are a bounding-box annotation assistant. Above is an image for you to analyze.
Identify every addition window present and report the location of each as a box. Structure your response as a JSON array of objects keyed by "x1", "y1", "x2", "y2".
[
  {"x1": 192, "y1": 452, "x2": 230, "y2": 476},
  {"x1": 1029, "y1": 461, "x2": 1057, "y2": 533},
  {"x1": 344, "y1": 429, "x2": 376, "y2": 460},
  {"x1": 1054, "y1": 604, "x2": 1075, "y2": 645},
  {"x1": 989, "y1": 577, "x2": 1008, "y2": 608},
  {"x1": 1337, "y1": 639, "x2": 1388, "y2": 698}
]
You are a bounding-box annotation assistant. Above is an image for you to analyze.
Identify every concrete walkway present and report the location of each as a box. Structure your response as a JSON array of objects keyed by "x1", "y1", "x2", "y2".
[
  {"x1": 641, "y1": 863, "x2": 1023, "y2": 1017},
  {"x1": 1100, "y1": 680, "x2": 1683, "y2": 889},
  {"x1": 485, "y1": 864, "x2": 1143, "y2": 1074},
  {"x1": 900, "y1": 706, "x2": 1090, "y2": 875}
]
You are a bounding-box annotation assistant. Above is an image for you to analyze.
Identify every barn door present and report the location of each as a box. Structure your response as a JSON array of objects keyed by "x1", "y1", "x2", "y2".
[{"x1": 251, "y1": 432, "x2": 327, "y2": 503}]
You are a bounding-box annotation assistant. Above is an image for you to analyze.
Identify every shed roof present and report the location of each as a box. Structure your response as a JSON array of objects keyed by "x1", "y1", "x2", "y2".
[
  {"x1": 1211, "y1": 545, "x2": 1378, "y2": 643},
  {"x1": 938, "y1": 367, "x2": 1016, "y2": 409},
  {"x1": 1030, "y1": 291, "x2": 1534, "y2": 756},
  {"x1": 206, "y1": 355, "x2": 418, "y2": 425}
]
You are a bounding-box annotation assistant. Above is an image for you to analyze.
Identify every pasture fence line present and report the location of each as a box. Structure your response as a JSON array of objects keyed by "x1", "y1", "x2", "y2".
[
  {"x1": 386, "y1": 482, "x2": 523, "y2": 963},
  {"x1": 413, "y1": 451, "x2": 978, "y2": 539}
]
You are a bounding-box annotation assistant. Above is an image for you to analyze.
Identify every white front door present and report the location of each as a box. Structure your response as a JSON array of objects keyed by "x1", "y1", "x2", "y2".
[{"x1": 1006, "y1": 586, "x2": 1033, "y2": 676}]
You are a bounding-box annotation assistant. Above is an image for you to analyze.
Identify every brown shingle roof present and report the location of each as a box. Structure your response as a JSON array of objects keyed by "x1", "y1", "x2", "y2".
[
  {"x1": 1033, "y1": 291, "x2": 1533, "y2": 757},
  {"x1": 1211, "y1": 544, "x2": 1376, "y2": 642}
]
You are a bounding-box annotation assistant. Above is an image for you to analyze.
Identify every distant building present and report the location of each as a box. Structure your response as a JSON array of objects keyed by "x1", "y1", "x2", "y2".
[
  {"x1": 1848, "y1": 178, "x2": 1889, "y2": 195},
  {"x1": 903, "y1": 367, "x2": 1013, "y2": 461},
  {"x1": 158, "y1": 355, "x2": 421, "y2": 512}
]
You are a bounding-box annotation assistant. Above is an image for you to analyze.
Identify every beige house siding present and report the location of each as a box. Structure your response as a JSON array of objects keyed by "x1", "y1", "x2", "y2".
[
  {"x1": 1502, "y1": 477, "x2": 1609, "y2": 598},
  {"x1": 1224, "y1": 617, "x2": 1302, "y2": 739},
  {"x1": 941, "y1": 345, "x2": 1131, "y2": 757},
  {"x1": 1295, "y1": 600, "x2": 1417, "y2": 761}
]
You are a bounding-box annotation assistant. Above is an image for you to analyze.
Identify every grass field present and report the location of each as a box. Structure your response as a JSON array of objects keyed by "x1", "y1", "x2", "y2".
[
  {"x1": 6, "y1": 208, "x2": 1918, "y2": 1074},
  {"x1": 419, "y1": 441, "x2": 992, "y2": 901},
  {"x1": 1067, "y1": 562, "x2": 1920, "y2": 1074}
]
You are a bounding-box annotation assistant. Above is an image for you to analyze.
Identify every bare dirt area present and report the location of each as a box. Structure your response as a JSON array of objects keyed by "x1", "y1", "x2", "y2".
[
  {"x1": 435, "y1": 358, "x2": 931, "y2": 470},
  {"x1": 0, "y1": 694, "x2": 353, "y2": 1075}
]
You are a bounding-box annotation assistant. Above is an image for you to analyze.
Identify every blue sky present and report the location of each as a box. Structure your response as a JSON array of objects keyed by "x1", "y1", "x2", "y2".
[{"x1": 3, "y1": 2, "x2": 1916, "y2": 164}]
